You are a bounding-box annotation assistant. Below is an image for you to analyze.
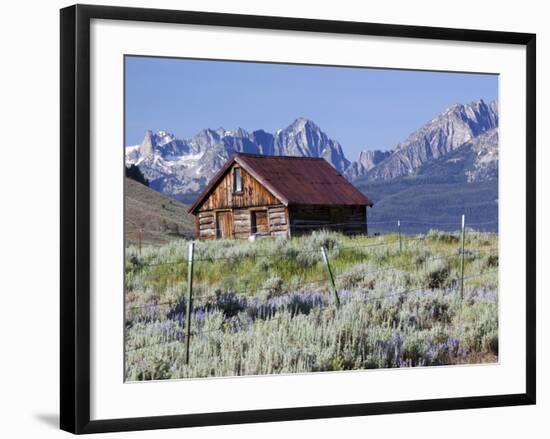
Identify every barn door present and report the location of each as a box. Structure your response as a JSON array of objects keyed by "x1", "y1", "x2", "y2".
[
  {"x1": 251, "y1": 210, "x2": 268, "y2": 235},
  {"x1": 216, "y1": 211, "x2": 233, "y2": 239}
]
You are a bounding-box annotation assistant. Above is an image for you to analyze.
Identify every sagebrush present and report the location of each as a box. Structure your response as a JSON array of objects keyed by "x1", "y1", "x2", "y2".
[{"x1": 125, "y1": 230, "x2": 498, "y2": 380}]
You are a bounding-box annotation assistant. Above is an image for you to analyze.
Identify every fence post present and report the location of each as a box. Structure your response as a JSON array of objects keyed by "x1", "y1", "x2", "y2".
[
  {"x1": 185, "y1": 242, "x2": 195, "y2": 365},
  {"x1": 321, "y1": 246, "x2": 340, "y2": 308},
  {"x1": 397, "y1": 220, "x2": 402, "y2": 253},
  {"x1": 138, "y1": 228, "x2": 143, "y2": 257},
  {"x1": 459, "y1": 214, "x2": 466, "y2": 300}
]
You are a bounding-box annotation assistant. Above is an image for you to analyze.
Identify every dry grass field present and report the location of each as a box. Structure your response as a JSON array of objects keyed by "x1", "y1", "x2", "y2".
[{"x1": 125, "y1": 178, "x2": 195, "y2": 246}]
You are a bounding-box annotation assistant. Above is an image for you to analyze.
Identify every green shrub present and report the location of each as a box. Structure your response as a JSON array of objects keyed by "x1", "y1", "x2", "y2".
[{"x1": 424, "y1": 260, "x2": 450, "y2": 289}]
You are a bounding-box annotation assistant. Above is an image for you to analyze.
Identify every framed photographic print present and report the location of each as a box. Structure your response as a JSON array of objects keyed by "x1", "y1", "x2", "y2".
[{"x1": 60, "y1": 4, "x2": 536, "y2": 434}]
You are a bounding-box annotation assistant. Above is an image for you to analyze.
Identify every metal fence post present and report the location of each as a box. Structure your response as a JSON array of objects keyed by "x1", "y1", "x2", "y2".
[
  {"x1": 459, "y1": 214, "x2": 466, "y2": 300},
  {"x1": 138, "y1": 228, "x2": 143, "y2": 257},
  {"x1": 321, "y1": 246, "x2": 340, "y2": 308},
  {"x1": 185, "y1": 242, "x2": 195, "y2": 365},
  {"x1": 397, "y1": 220, "x2": 402, "y2": 253}
]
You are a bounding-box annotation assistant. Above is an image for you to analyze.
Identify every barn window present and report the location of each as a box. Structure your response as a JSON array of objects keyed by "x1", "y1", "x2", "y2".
[{"x1": 233, "y1": 168, "x2": 242, "y2": 192}]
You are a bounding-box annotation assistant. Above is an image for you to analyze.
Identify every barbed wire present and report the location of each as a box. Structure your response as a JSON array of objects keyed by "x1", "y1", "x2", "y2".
[
  {"x1": 290, "y1": 221, "x2": 381, "y2": 228},
  {"x1": 289, "y1": 219, "x2": 498, "y2": 228},
  {"x1": 126, "y1": 248, "x2": 498, "y2": 315},
  {"x1": 336, "y1": 252, "x2": 456, "y2": 279},
  {"x1": 332, "y1": 247, "x2": 497, "y2": 281},
  {"x1": 126, "y1": 224, "x2": 498, "y2": 269},
  {"x1": 126, "y1": 276, "x2": 331, "y2": 313},
  {"x1": 396, "y1": 220, "x2": 498, "y2": 227},
  {"x1": 191, "y1": 277, "x2": 331, "y2": 301},
  {"x1": 125, "y1": 246, "x2": 498, "y2": 312},
  {"x1": 336, "y1": 235, "x2": 427, "y2": 251},
  {"x1": 126, "y1": 269, "x2": 498, "y2": 352},
  {"x1": 125, "y1": 215, "x2": 499, "y2": 355},
  {"x1": 357, "y1": 270, "x2": 498, "y2": 303},
  {"x1": 130, "y1": 259, "x2": 189, "y2": 268}
]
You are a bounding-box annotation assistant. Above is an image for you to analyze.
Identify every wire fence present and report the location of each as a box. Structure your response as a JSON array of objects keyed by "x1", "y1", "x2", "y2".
[
  {"x1": 126, "y1": 226, "x2": 495, "y2": 269},
  {"x1": 125, "y1": 215, "x2": 499, "y2": 360},
  {"x1": 125, "y1": 250, "x2": 497, "y2": 310},
  {"x1": 125, "y1": 268, "x2": 498, "y2": 353}
]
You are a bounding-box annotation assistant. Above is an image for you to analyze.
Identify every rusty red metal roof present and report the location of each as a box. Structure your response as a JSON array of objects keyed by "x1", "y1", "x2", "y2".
[{"x1": 189, "y1": 153, "x2": 373, "y2": 213}]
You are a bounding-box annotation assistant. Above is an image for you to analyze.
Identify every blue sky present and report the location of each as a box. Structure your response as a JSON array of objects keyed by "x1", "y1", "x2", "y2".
[{"x1": 125, "y1": 56, "x2": 498, "y2": 159}]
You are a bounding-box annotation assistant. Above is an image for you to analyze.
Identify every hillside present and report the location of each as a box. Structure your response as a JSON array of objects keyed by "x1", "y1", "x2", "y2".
[
  {"x1": 125, "y1": 177, "x2": 195, "y2": 246},
  {"x1": 355, "y1": 127, "x2": 498, "y2": 233},
  {"x1": 356, "y1": 178, "x2": 497, "y2": 233}
]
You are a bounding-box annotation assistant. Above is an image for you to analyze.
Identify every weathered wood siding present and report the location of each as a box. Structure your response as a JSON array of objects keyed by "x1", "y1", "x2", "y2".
[
  {"x1": 268, "y1": 206, "x2": 289, "y2": 237},
  {"x1": 197, "y1": 210, "x2": 216, "y2": 240},
  {"x1": 197, "y1": 163, "x2": 281, "y2": 211},
  {"x1": 196, "y1": 163, "x2": 289, "y2": 239},
  {"x1": 251, "y1": 210, "x2": 269, "y2": 235},
  {"x1": 288, "y1": 205, "x2": 367, "y2": 236},
  {"x1": 233, "y1": 208, "x2": 252, "y2": 239},
  {"x1": 216, "y1": 211, "x2": 233, "y2": 239}
]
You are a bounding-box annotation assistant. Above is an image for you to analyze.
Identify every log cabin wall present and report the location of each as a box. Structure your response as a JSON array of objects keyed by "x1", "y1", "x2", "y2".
[
  {"x1": 232, "y1": 208, "x2": 252, "y2": 239},
  {"x1": 268, "y1": 206, "x2": 289, "y2": 237},
  {"x1": 196, "y1": 211, "x2": 216, "y2": 240},
  {"x1": 196, "y1": 163, "x2": 289, "y2": 239},
  {"x1": 288, "y1": 204, "x2": 367, "y2": 236}
]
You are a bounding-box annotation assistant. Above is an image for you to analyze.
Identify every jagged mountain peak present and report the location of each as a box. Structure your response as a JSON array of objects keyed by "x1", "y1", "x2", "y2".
[
  {"x1": 441, "y1": 99, "x2": 498, "y2": 132},
  {"x1": 406, "y1": 127, "x2": 499, "y2": 184},
  {"x1": 282, "y1": 118, "x2": 336, "y2": 143},
  {"x1": 139, "y1": 130, "x2": 155, "y2": 157},
  {"x1": 125, "y1": 98, "x2": 498, "y2": 202},
  {"x1": 273, "y1": 118, "x2": 349, "y2": 172},
  {"x1": 156, "y1": 129, "x2": 173, "y2": 138},
  {"x1": 344, "y1": 148, "x2": 392, "y2": 180},
  {"x1": 446, "y1": 98, "x2": 489, "y2": 111},
  {"x1": 226, "y1": 127, "x2": 250, "y2": 138},
  {"x1": 287, "y1": 117, "x2": 318, "y2": 131},
  {"x1": 367, "y1": 98, "x2": 498, "y2": 180},
  {"x1": 126, "y1": 118, "x2": 351, "y2": 200},
  {"x1": 358, "y1": 149, "x2": 391, "y2": 163},
  {"x1": 197, "y1": 127, "x2": 223, "y2": 138},
  {"x1": 443, "y1": 102, "x2": 465, "y2": 114},
  {"x1": 279, "y1": 117, "x2": 327, "y2": 143}
]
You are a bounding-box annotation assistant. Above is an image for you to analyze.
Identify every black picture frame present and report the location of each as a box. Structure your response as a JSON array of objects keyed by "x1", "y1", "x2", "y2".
[{"x1": 60, "y1": 4, "x2": 536, "y2": 434}]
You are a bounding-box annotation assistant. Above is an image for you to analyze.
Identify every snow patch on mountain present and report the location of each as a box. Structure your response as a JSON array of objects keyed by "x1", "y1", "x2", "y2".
[
  {"x1": 125, "y1": 99, "x2": 499, "y2": 202},
  {"x1": 126, "y1": 118, "x2": 350, "y2": 201},
  {"x1": 365, "y1": 99, "x2": 498, "y2": 181}
]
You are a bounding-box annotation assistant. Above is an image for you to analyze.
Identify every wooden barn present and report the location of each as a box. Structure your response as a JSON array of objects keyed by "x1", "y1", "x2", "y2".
[{"x1": 188, "y1": 153, "x2": 373, "y2": 240}]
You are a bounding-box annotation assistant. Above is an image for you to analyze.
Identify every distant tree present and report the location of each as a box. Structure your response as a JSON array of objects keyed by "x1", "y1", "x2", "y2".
[{"x1": 126, "y1": 164, "x2": 149, "y2": 186}]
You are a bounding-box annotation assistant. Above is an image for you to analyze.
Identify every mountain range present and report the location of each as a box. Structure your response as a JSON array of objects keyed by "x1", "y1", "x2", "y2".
[
  {"x1": 126, "y1": 117, "x2": 353, "y2": 203},
  {"x1": 364, "y1": 100, "x2": 498, "y2": 181},
  {"x1": 126, "y1": 99, "x2": 499, "y2": 229}
]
